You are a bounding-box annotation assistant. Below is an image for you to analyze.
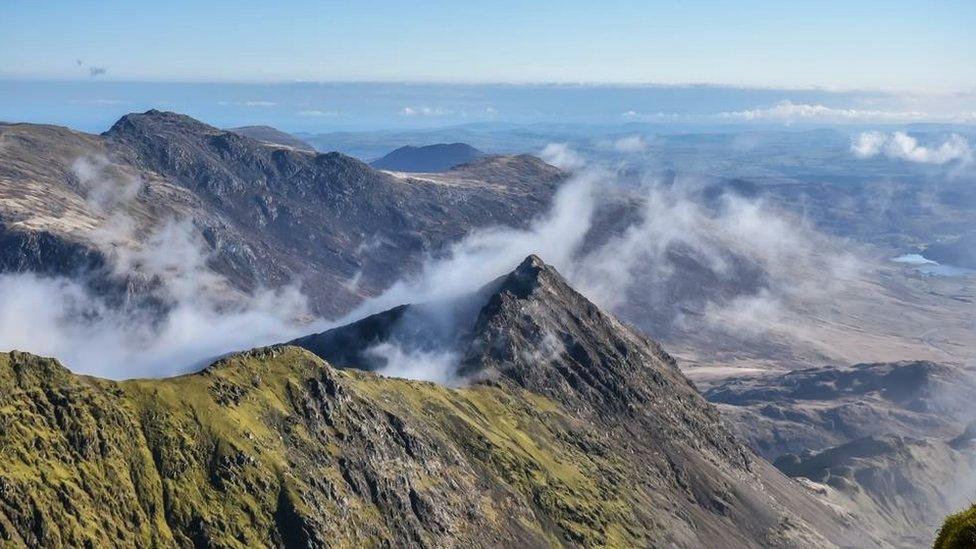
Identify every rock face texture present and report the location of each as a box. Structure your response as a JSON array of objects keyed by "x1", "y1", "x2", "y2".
[
  {"x1": 707, "y1": 361, "x2": 975, "y2": 460},
  {"x1": 0, "y1": 258, "x2": 859, "y2": 548},
  {"x1": 370, "y1": 143, "x2": 485, "y2": 172},
  {"x1": 0, "y1": 112, "x2": 564, "y2": 316},
  {"x1": 708, "y1": 361, "x2": 976, "y2": 546},
  {"x1": 228, "y1": 125, "x2": 317, "y2": 153}
]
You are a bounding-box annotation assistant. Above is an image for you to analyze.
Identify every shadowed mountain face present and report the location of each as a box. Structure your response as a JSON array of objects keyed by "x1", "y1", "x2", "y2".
[
  {"x1": 0, "y1": 257, "x2": 859, "y2": 548},
  {"x1": 228, "y1": 125, "x2": 316, "y2": 152},
  {"x1": 370, "y1": 143, "x2": 485, "y2": 172},
  {"x1": 0, "y1": 111, "x2": 564, "y2": 316}
]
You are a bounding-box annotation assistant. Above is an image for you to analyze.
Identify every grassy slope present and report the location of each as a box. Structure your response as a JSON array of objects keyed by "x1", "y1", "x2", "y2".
[
  {"x1": 0, "y1": 347, "x2": 649, "y2": 548},
  {"x1": 936, "y1": 505, "x2": 976, "y2": 549}
]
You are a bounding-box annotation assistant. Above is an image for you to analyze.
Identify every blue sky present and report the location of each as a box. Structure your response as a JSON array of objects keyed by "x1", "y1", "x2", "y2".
[{"x1": 2, "y1": 0, "x2": 974, "y2": 91}]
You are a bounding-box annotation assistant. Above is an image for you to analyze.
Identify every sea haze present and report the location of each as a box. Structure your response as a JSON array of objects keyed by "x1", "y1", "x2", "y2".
[{"x1": 0, "y1": 80, "x2": 960, "y2": 133}]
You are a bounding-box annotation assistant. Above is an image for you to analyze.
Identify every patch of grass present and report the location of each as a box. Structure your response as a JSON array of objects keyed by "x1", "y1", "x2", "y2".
[{"x1": 936, "y1": 504, "x2": 976, "y2": 549}]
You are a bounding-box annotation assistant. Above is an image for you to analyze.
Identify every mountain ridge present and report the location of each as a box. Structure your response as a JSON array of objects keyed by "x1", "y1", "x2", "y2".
[
  {"x1": 0, "y1": 110, "x2": 565, "y2": 318},
  {"x1": 228, "y1": 125, "x2": 316, "y2": 152},
  {"x1": 0, "y1": 256, "x2": 860, "y2": 548}
]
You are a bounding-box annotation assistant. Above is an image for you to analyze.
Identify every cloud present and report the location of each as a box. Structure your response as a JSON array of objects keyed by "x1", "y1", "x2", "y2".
[
  {"x1": 297, "y1": 109, "x2": 337, "y2": 117},
  {"x1": 346, "y1": 171, "x2": 600, "y2": 317},
  {"x1": 399, "y1": 106, "x2": 450, "y2": 117},
  {"x1": 613, "y1": 135, "x2": 647, "y2": 153},
  {"x1": 621, "y1": 110, "x2": 684, "y2": 121},
  {"x1": 365, "y1": 342, "x2": 460, "y2": 385},
  {"x1": 719, "y1": 101, "x2": 928, "y2": 123},
  {"x1": 218, "y1": 100, "x2": 277, "y2": 107},
  {"x1": 342, "y1": 155, "x2": 860, "y2": 383},
  {"x1": 88, "y1": 66, "x2": 107, "y2": 77},
  {"x1": 539, "y1": 143, "x2": 586, "y2": 171},
  {"x1": 0, "y1": 156, "x2": 310, "y2": 378},
  {"x1": 852, "y1": 132, "x2": 972, "y2": 164},
  {"x1": 0, "y1": 148, "x2": 861, "y2": 384}
]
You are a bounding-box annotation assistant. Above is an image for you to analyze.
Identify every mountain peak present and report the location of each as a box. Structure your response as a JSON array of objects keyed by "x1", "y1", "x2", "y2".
[
  {"x1": 494, "y1": 253, "x2": 550, "y2": 297},
  {"x1": 104, "y1": 109, "x2": 219, "y2": 139},
  {"x1": 371, "y1": 142, "x2": 485, "y2": 172}
]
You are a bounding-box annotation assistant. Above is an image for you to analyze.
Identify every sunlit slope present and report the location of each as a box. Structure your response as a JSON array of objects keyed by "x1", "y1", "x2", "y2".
[
  {"x1": 0, "y1": 347, "x2": 645, "y2": 546},
  {"x1": 936, "y1": 505, "x2": 976, "y2": 549}
]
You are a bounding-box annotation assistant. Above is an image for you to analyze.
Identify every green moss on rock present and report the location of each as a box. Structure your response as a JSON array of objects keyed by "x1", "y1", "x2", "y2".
[
  {"x1": 936, "y1": 505, "x2": 976, "y2": 549},
  {"x1": 0, "y1": 347, "x2": 650, "y2": 547}
]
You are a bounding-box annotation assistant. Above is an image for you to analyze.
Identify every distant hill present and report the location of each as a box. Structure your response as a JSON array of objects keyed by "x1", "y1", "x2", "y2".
[
  {"x1": 228, "y1": 125, "x2": 316, "y2": 152},
  {"x1": 371, "y1": 142, "x2": 485, "y2": 172}
]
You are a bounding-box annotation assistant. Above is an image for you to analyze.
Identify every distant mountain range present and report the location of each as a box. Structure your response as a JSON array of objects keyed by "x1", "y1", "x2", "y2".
[{"x1": 370, "y1": 143, "x2": 485, "y2": 172}]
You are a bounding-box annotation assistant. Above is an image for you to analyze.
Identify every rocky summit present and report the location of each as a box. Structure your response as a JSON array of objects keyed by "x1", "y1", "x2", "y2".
[{"x1": 0, "y1": 257, "x2": 862, "y2": 548}]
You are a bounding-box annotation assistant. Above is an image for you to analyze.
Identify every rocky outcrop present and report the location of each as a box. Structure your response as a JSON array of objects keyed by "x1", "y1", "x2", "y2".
[{"x1": 290, "y1": 256, "x2": 862, "y2": 547}]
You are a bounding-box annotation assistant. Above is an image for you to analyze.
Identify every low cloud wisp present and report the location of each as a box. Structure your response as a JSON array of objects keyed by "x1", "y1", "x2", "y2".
[
  {"x1": 346, "y1": 144, "x2": 861, "y2": 382},
  {"x1": 0, "y1": 145, "x2": 863, "y2": 383},
  {"x1": 852, "y1": 131, "x2": 972, "y2": 165},
  {"x1": 0, "y1": 156, "x2": 311, "y2": 379}
]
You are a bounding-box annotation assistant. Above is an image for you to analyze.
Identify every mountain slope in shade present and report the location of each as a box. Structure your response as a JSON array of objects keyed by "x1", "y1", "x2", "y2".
[
  {"x1": 371, "y1": 143, "x2": 485, "y2": 172},
  {"x1": 0, "y1": 257, "x2": 859, "y2": 548},
  {"x1": 228, "y1": 125, "x2": 316, "y2": 152}
]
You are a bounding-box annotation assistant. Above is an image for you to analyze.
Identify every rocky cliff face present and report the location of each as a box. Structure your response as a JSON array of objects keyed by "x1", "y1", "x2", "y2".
[
  {"x1": 0, "y1": 112, "x2": 564, "y2": 317},
  {"x1": 0, "y1": 257, "x2": 860, "y2": 548}
]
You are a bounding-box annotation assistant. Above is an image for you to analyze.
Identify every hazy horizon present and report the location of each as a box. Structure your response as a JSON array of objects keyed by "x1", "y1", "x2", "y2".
[{"x1": 3, "y1": 80, "x2": 975, "y2": 134}]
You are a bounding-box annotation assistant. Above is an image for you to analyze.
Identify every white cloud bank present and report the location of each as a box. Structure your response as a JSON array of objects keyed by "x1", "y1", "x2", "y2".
[
  {"x1": 852, "y1": 132, "x2": 972, "y2": 164},
  {"x1": 399, "y1": 106, "x2": 450, "y2": 117},
  {"x1": 720, "y1": 101, "x2": 930, "y2": 123},
  {"x1": 539, "y1": 143, "x2": 586, "y2": 171},
  {"x1": 613, "y1": 135, "x2": 647, "y2": 153},
  {"x1": 347, "y1": 145, "x2": 859, "y2": 383}
]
